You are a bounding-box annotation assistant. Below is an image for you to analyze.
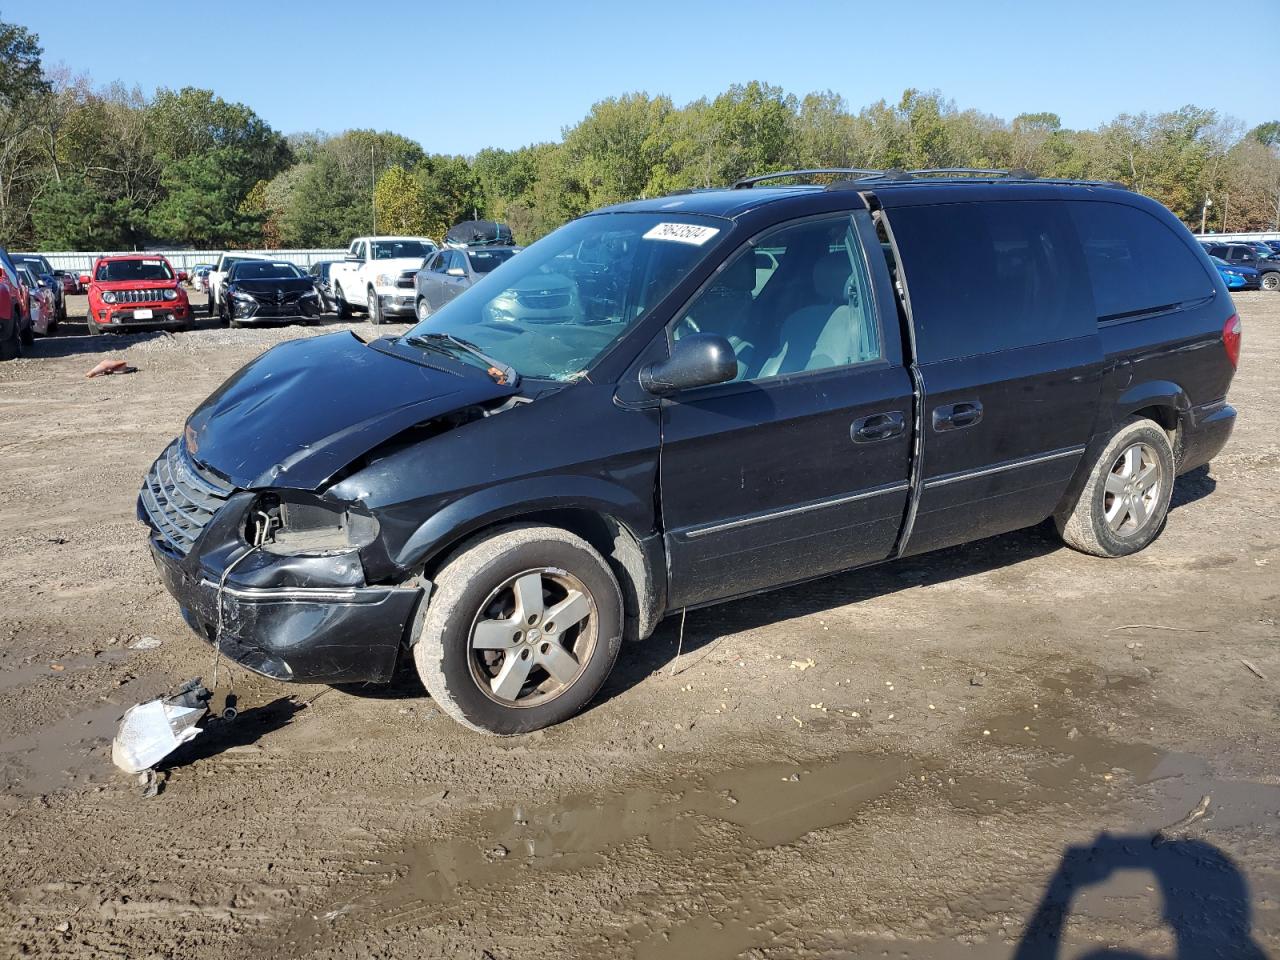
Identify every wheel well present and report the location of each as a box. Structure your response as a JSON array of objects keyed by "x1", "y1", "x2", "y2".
[
  {"x1": 421, "y1": 509, "x2": 661, "y2": 642},
  {"x1": 1130, "y1": 404, "x2": 1182, "y2": 462}
]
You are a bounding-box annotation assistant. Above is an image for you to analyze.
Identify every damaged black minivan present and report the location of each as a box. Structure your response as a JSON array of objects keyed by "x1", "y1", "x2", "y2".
[{"x1": 140, "y1": 170, "x2": 1240, "y2": 734}]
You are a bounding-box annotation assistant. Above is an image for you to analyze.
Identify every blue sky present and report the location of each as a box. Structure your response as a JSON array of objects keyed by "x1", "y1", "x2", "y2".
[{"x1": 16, "y1": 1, "x2": 1275, "y2": 154}]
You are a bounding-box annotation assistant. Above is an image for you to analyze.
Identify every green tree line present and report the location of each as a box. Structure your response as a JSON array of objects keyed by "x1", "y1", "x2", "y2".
[{"x1": 2, "y1": 18, "x2": 1277, "y2": 252}]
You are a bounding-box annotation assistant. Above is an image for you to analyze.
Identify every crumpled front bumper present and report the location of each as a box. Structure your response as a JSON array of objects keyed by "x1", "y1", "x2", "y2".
[{"x1": 141, "y1": 489, "x2": 424, "y2": 685}]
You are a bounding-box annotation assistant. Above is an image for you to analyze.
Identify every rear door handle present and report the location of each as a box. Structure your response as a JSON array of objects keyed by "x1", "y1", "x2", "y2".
[
  {"x1": 932, "y1": 400, "x2": 983, "y2": 432},
  {"x1": 852, "y1": 411, "x2": 906, "y2": 443}
]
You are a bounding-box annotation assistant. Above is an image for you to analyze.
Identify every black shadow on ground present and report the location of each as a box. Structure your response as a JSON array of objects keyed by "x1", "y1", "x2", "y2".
[
  {"x1": 1013, "y1": 833, "x2": 1267, "y2": 959},
  {"x1": 159, "y1": 696, "x2": 302, "y2": 768}
]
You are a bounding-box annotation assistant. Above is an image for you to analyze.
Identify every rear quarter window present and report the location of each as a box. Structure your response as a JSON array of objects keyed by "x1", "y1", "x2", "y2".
[
  {"x1": 889, "y1": 200, "x2": 1094, "y2": 362},
  {"x1": 1069, "y1": 202, "x2": 1214, "y2": 320}
]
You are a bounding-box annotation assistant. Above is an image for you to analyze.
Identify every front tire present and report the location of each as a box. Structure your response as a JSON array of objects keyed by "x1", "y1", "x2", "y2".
[
  {"x1": 368, "y1": 287, "x2": 384, "y2": 325},
  {"x1": 334, "y1": 282, "x2": 352, "y2": 319},
  {"x1": 415, "y1": 296, "x2": 431, "y2": 322},
  {"x1": 414, "y1": 524, "x2": 624, "y2": 735},
  {"x1": 1263, "y1": 273, "x2": 1279, "y2": 292},
  {"x1": 1056, "y1": 417, "x2": 1175, "y2": 558}
]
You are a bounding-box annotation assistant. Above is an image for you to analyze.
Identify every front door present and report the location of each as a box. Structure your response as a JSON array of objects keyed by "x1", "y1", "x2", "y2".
[{"x1": 659, "y1": 212, "x2": 913, "y2": 608}]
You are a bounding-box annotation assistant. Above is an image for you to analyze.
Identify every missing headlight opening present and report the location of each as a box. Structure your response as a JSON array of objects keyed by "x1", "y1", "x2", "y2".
[{"x1": 246, "y1": 493, "x2": 378, "y2": 555}]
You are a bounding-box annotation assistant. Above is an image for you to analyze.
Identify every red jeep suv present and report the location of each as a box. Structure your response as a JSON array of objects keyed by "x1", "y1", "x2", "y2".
[{"x1": 82, "y1": 255, "x2": 192, "y2": 334}]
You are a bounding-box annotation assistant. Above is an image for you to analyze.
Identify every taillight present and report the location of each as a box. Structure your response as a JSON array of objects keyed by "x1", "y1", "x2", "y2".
[{"x1": 1223, "y1": 314, "x2": 1241, "y2": 369}]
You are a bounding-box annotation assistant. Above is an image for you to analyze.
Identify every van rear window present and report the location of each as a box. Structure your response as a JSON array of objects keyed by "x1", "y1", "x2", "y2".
[
  {"x1": 888, "y1": 200, "x2": 1093, "y2": 363},
  {"x1": 1069, "y1": 202, "x2": 1214, "y2": 320}
]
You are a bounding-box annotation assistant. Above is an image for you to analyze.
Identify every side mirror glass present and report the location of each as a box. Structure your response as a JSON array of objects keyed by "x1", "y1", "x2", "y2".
[{"x1": 640, "y1": 333, "x2": 738, "y2": 397}]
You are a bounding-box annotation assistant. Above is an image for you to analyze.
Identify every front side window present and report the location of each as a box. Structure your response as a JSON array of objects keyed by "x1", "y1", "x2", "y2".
[
  {"x1": 672, "y1": 214, "x2": 881, "y2": 381},
  {"x1": 96, "y1": 259, "x2": 175, "y2": 282},
  {"x1": 402, "y1": 212, "x2": 726, "y2": 381},
  {"x1": 890, "y1": 200, "x2": 1093, "y2": 361}
]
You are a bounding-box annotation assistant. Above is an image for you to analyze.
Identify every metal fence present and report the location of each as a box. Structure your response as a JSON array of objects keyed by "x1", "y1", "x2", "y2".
[
  {"x1": 1193, "y1": 232, "x2": 1280, "y2": 243},
  {"x1": 35, "y1": 249, "x2": 347, "y2": 274}
]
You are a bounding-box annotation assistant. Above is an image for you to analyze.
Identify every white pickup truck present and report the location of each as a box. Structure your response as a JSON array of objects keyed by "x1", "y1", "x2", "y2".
[{"x1": 328, "y1": 236, "x2": 438, "y2": 324}]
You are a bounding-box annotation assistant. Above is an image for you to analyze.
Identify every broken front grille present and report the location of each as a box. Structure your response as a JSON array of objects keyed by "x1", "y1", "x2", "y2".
[
  {"x1": 112, "y1": 288, "x2": 169, "y2": 303},
  {"x1": 140, "y1": 440, "x2": 234, "y2": 556}
]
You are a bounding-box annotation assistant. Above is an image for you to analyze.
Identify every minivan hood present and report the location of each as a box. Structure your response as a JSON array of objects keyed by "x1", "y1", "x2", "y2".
[{"x1": 183, "y1": 332, "x2": 514, "y2": 490}]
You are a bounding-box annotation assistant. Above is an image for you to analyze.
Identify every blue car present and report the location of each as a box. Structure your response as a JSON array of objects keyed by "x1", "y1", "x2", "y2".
[{"x1": 1211, "y1": 255, "x2": 1260, "y2": 290}]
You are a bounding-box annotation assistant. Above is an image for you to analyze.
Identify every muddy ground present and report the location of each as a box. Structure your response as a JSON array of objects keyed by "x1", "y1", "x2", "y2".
[{"x1": 0, "y1": 291, "x2": 1277, "y2": 960}]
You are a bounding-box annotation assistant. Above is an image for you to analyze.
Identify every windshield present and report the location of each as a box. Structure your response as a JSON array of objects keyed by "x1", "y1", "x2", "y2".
[
  {"x1": 230, "y1": 260, "x2": 302, "y2": 280},
  {"x1": 372, "y1": 240, "x2": 433, "y2": 260},
  {"x1": 16, "y1": 255, "x2": 53, "y2": 275},
  {"x1": 96, "y1": 259, "x2": 174, "y2": 282},
  {"x1": 467, "y1": 248, "x2": 518, "y2": 274},
  {"x1": 403, "y1": 212, "x2": 727, "y2": 381}
]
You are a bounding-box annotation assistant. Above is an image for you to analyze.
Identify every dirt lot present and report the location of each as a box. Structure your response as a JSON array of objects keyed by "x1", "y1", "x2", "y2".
[{"x1": 1, "y1": 291, "x2": 1277, "y2": 959}]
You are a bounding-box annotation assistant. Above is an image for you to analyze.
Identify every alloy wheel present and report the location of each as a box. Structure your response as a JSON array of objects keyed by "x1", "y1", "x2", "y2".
[
  {"x1": 1104, "y1": 441, "x2": 1162, "y2": 537},
  {"x1": 467, "y1": 568, "x2": 597, "y2": 708}
]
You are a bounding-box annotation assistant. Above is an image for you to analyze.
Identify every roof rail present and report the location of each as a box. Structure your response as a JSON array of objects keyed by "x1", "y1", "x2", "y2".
[
  {"x1": 907, "y1": 168, "x2": 1026, "y2": 178},
  {"x1": 732, "y1": 168, "x2": 883, "y2": 189}
]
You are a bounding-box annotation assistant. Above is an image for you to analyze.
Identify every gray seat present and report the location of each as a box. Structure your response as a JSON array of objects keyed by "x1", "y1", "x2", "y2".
[{"x1": 756, "y1": 253, "x2": 868, "y2": 379}]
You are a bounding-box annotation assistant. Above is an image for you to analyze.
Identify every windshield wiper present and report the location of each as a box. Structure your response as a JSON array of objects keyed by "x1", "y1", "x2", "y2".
[{"x1": 404, "y1": 333, "x2": 519, "y2": 387}]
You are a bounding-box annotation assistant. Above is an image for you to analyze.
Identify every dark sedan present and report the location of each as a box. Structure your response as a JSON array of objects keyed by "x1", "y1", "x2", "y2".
[
  {"x1": 414, "y1": 246, "x2": 520, "y2": 320},
  {"x1": 218, "y1": 259, "x2": 322, "y2": 327},
  {"x1": 307, "y1": 260, "x2": 337, "y2": 313}
]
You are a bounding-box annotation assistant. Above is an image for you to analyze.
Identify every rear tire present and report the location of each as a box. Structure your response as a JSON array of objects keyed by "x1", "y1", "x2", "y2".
[
  {"x1": 1056, "y1": 417, "x2": 1175, "y2": 558},
  {"x1": 414, "y1": 524, "x2": 624, "y2": 735}
]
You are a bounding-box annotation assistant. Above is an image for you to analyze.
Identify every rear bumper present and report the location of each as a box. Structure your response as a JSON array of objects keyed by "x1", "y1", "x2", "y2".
[
  {"x1": 1179, "y1": 400, "x2": 1236, "y2": 474},
  {"x1": 146, "y1": 533, "x2": 424, "y2": 685}
]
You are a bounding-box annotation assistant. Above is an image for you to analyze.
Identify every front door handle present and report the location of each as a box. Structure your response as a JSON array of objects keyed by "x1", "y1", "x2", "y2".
[
  {"x1": 932, "y1": 400, "x2": 983, "y2": 432},
  {"x1": 852, "y1": 411, "x2": 906, "y2": 443}
]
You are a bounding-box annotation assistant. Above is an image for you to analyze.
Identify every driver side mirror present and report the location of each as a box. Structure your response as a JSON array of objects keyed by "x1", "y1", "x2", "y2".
[
  {"x1": 345, "y1": 253, "x2": 363, "y2": 263},
  {"x1": 640, "y1": 334, "x2": 738, "y2": 397},
  {"x1": 79, "y1": 274, "x2": 91, "y2": 286},
  {"x1": 446, "y1": 267, "x2": 466, "y2": 277}
]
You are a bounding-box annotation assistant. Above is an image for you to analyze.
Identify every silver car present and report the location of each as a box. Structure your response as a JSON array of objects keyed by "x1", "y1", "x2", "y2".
[{"x1": 413, "y1": 247, "x2": 520, "y2": 320}]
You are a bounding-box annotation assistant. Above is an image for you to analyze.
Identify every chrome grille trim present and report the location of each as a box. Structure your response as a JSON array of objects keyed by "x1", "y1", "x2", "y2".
[{"x1": 140, "y1": 440, "x2": 234, "y2": 556}]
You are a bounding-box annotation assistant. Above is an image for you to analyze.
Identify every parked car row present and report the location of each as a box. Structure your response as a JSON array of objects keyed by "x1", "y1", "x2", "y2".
[{"x1": 1200, "y1": 240, "x2": 1280, "y2": 291}]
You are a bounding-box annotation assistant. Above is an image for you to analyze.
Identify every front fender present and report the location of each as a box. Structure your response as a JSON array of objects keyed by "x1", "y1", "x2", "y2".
[{"x1": 394, "y1": 473, "x2": 653, "y2": 571}]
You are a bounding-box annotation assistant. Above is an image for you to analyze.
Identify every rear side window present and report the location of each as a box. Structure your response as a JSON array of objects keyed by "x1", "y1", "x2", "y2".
[
  {"x1": 889, "y1": 201, "x2": 1093, "y2": 362},
  {"x1": 1069, "y1": 202, "x2": 1214, "y2": 320}
]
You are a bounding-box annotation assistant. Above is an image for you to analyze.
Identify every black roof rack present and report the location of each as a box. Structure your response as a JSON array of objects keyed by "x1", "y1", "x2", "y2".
[{"x1": 732, "y1": 168, "x2": 883, "y2": 189}]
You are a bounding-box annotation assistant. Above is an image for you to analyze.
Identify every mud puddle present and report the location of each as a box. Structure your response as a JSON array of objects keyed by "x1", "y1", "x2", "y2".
[
  {"x1": 273, "y1": 750, "x2": 913, "y2": 951},
  {"x1": 0, "y1": 671, "x2": 162, "y2": 798},
  {"x1": 0, "y1": 648, "x2": 132, "y2": 693}
]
